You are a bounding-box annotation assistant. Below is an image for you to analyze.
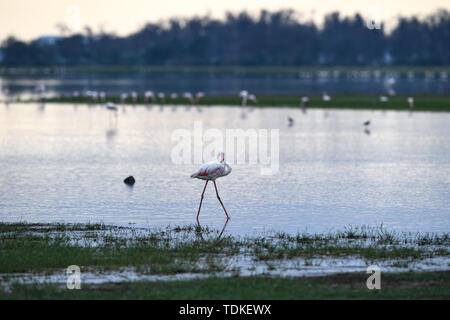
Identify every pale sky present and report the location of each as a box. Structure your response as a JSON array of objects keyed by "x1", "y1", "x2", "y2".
[{"x1": 0, "y1": 0, "x2": 449, "y2": 41}]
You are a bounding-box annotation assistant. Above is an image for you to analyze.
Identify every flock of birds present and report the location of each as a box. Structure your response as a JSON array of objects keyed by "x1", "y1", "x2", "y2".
[{"x1": 2, "y1": 81, "x2": 418, "y2": 139}]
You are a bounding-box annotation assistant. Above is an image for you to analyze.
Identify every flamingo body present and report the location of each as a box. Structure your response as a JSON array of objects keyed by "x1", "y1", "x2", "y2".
[
  {"x1": 191, "y1": 161, "x2": 232, "y2": 181},
  {"x1": 191, "y1": 153, "x2": 231, "y2": 220}
]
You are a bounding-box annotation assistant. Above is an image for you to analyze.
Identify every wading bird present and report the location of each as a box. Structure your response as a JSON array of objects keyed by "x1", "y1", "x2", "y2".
[
  {"x1": 195, "y1": 92, "x2": 205, "y2": 103},
  {"x1": 380, "y1": 96, "x2": 388, "y2": 103},
  {"x1": 407, "y1": 97, "x2": 414, "y2": 109},
  {"x1": 301, "y1": 96, "x2": 309, "y2": 113},
  {"x1": 144, "y1": 91, "x2": 154, "y2": 103},
  {"x1": 158, "y1": 92, "x2": 165, "y2": 103},
  {"x1": 240, "y1": 90, "x2": 249, "y2": 106},
  {"x1": 322, "y1": 92, "x2": 331, "y2": 102},
  {"x1": 288, "y1": 117, "x2": 294, "y2": 126},
  {"x1": 106, "y1": 102, "x2": 118, "y2": 111},
  {"x1": 191, "y1": 152, "x2": 232, "y2": 221},
  {"x1": 131, "y1": 91, "x2": 138, "y2": 103},
  {"x1": 183, "y1": 92, "x2": 194, "y2": 104}
]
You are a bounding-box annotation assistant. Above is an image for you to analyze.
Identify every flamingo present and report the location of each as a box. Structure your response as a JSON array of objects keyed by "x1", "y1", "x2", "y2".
[
  {"x1": 380, "y1": 96, "x2": 388, "y2": 103},
  {"x1": 131, "y1": 91, "x2": 138, "y2": 103},
  {"x1": 322, "y1": 92, "x2": 331, "y2": 102},
  {"x1": 191, "y1": 152, "x2": 232, "y2": 221},
  {"x1": 158, "y1": 92, "x2": 165, "y2": 103},
  {"x1": 2, "y1": 87, "x2": 10, "y2": 105},
  {"x1": 195, "y1": 92, "x2": 205, "y2": 103},
  {"x1": 248, "y1": 94, "x2": 257, "y2": 103},
  {"x1": 35, "y1": 84, "x2": 46, "y2": 95},
  {"x1": 183, "y1": 92, "x2": 194, "y2": 104},
  {"x1": 240, "y1": 90, "x2": 249, "y2": 106},
  {"x1": 106, "y1": 102, "x2": 118, "y2": 111},
  {"x1": 288, "y1": 117, "x2": 294, "y2": 127},
  {"x1": 170, "y1": 93, "x2": 178, "y2": 100},
  {"x1": 301, "y1": 96, "x2": 309, "y2": 113},
  {"x1": 91, "y1": 91, "x2": 98, "y2": 101},
  {"x1": 120, "y1": 93, "x2": 128, "y2": 103},
  {"x1": 144, "y1": 91, "x2": 154, "y2": 103},
  {"x1": 99, "y1": 91, "x2": 106, "y2": 102},
  {"x1": 407, "y1": 97, "x2": 414, "y2": 109},
  {"x1": 35, "y1": 85, "x2": 47, "y2": 101}
]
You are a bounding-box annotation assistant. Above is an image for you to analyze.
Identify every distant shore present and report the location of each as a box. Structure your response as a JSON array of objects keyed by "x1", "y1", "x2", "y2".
[{"x1": 11, "y1": 94, "x2": 450, "y2": 112}]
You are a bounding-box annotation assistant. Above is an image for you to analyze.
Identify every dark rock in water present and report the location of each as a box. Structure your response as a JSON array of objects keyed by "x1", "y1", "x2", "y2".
[{"x1": 124, "y1": 176, "x2": 135, "y2": 185}]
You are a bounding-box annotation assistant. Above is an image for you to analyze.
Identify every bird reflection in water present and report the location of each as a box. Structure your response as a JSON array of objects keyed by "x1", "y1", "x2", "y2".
[
  {"x1": 106, "y1": 102, "x2": 119, "y2": 144},
  {"x1": 38, "y1": 102, "x2": 46, "y2": 113},
  {"x1": 195, "y1": 218, "x2": 230, "y2": 242}
]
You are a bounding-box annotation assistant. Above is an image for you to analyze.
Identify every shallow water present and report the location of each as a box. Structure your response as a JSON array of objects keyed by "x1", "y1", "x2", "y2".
[{"x1": 0, "y1": 103, "x2": 449, "y2": 235}]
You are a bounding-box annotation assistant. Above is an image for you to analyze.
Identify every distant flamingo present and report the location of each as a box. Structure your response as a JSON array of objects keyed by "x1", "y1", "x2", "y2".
[
  {"x1": 288, "y1": 117, "x2": 294, "y2": 127},
  {"x1": 120, "y1": 93, "x2": 128, "y2": 103},
  {"x1": 183, "y1": 92, "x2": 194, "y2": 104},
  {"x1": 91, "y1": 91, "x2": 98, "y2": 101},
  {"x1": 248, "y1": 94, "x2": 257, "y2": 104},
  {"x1": 99, "y1": 91, "x2": 106, "y2": 102},
  {"x1": 407, "y1": 97, "x2": 414, "y2": 109},
  {"x1": 240, "y1": 90, "x2": 248, "y2": 106},
  {"x1": 131, "y1": 91, "x2": 138, "y2": 103},
  {"x1": 380, "y1": 96, "x2": 388, "y2": 103},
  {"x1": 106, "y1": 102, "x2": 118, "y2": 111},
  {"x1": 322, "y1": 92, "x2": 331, "y2": 102},
  {"x1": 240, "y1": 90, "x2": 256, "y2": 107},
  {"x1": 195, "y1": 92, "x2": 205, "y2": 103},
  {"x1": 144, "y1": 91, "x2": 154, "y2": 103},
  {"x1": 35, "y1": 85, "x2": 47, "y2": 101},
  {"x1": 158, "y1": 92, "x2": 165, "y2": 103},
  {"x1": 301, "y1": 96, "x2": 309, "y2": 113},
  {"x1": 191, "y1": 152, "x2": 232, "y2": 221},
  {"x1": 170, "y1": 93, "x2": 178, "y2": 100}
]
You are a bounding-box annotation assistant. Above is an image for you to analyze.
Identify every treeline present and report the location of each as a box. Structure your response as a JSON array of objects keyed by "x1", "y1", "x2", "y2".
[{"x1": 1, "y1": 9, "x2": 449, "y2": 66}]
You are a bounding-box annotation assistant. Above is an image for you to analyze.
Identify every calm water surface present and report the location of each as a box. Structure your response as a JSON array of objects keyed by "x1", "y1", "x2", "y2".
[{"x1": 0, "y1": 103, "x2": 449, "y2": 234}]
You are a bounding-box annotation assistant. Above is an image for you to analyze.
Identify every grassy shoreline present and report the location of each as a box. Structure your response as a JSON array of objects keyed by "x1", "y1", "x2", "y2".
[
  {"x1": 3, "y1": 272, "x2": 450, "y2": 299},
  {"x1": 0, "y1": 222, "x2": 449, "y2": 299},
  {"x1": 16, "y1": 94, "x2": 450, "y2": 112}
]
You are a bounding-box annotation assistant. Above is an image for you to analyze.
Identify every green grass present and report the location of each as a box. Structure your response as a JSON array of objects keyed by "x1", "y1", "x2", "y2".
[
  {"x1": 23, "y1": 94, "x2": 450, "y2": 112},
  {"x1": 0, "y1": 222, "x2": 448, "y2": 274},
  {"x1": 2, "y1": 272, "x2": 449, "y2": 299},
  {"x1": 0, "y1": 222, "x2": 448, "y2": 299}
]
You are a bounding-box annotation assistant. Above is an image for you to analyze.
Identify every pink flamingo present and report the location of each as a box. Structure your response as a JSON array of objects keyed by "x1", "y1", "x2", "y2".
[{"x1": 191, "y1": 152, "x2": 232, "y2": 221}]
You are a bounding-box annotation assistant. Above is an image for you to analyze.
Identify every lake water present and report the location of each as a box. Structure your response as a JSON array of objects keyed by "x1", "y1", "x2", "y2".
[{"x1": 0, "y1": 102, "x2": 449, "y2": 235}]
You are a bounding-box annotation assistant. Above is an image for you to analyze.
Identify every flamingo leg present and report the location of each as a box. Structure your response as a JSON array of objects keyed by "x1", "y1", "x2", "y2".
[
  {"x1": 213, "y1": 181, "x2": 230, "y2": 219},
  {"x1": 196, "y1": 180, "x2": 209, "y2": 222}
]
